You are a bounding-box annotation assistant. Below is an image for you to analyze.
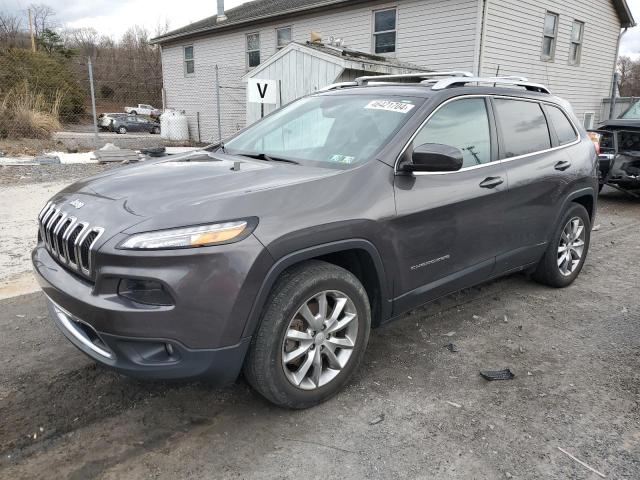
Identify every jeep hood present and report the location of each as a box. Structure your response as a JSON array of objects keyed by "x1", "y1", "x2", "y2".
[{"x1": 58, "y1": 151, "x2": 345, "y2": 229}]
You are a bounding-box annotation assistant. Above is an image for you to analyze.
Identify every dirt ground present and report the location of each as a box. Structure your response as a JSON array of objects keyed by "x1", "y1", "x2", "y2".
[{"x1": 0, "y1": 168, "x2": 638, "y2": 479}]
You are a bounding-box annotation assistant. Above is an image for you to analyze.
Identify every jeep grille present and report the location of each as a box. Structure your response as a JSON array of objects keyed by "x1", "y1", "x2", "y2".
[{"x1": 38, "y1": 202, "x2": 104, "y2": 280}]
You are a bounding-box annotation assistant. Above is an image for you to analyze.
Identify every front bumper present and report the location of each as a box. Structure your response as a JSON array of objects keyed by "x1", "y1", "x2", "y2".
[
  {"x1": 47, "y1": 296, "x2": 250, "y2": 382},
  {"x1": 32, "y1": 235, "x2": 272, "y2": 382}
]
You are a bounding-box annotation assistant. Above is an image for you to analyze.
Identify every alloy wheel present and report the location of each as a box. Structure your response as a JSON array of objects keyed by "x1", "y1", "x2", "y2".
[
  {"x1": 281, "y1": 290, "x2": 358, "y2": 390},
  {"x1": 557, "y1": 217, "x2": 586, "y2": 276}
]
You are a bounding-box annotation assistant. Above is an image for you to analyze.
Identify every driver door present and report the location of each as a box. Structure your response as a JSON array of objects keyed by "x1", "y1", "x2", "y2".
[{"x1": 391, "y1": 96, "x2": 508, "y2": 313}]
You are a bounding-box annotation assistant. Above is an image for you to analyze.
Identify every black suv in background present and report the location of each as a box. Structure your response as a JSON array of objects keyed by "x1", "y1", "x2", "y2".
[{"x1": 33, "y1": 72, "x2": 597, "y2": 408}]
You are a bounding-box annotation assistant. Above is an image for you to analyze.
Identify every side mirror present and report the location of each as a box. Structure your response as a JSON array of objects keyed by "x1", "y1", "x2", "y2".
[{"x1": 402, "y1": 143, "x2": 464, "y2": 173}]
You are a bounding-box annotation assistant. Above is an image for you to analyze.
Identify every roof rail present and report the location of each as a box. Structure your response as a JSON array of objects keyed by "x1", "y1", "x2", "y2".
[
  {"x1": 431, "y1": 76, "x2": 551, "y2": 94},
  {"x1": 318, "y1": 81, "x2": 358, "y2": 92},
  {"x1": 354, "y1": 71, "x2": 473, "y2": 86}
]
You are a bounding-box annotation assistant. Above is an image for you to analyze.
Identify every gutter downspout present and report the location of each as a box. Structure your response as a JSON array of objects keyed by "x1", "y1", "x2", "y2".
[
  {"x1": 475, "y1": 0, "x2": 489, "y2": 77},
  {"x1": 609, "y1": 27, "x2": 629, "y2": 119}
]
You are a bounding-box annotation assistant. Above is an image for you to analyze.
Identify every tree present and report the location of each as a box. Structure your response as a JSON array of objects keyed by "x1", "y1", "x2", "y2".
[
  {"x1": 0, "y1": 12, "x2": 26, "y2": 49},
  {"x1": 28, "y1": 3, "x2": 57, "y2": 37},
  {"x1": 37, "y1": 28, "x2": 73, "y2": 57},
  {"x1": 618, "y1": 56, "x2": 640, "y2": 97}
]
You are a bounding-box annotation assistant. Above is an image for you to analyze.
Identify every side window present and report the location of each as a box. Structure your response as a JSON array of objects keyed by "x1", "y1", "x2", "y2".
[
  {"x1": 373, "y1": 8, "x2": 397, "y2": 54},
  {"x1": 413, "y1": 98, "x2": 492, "y2": 168},
  {"x1": 276, "y1": 26, "x2": 292, "y2": 50},
  {"x1": 546, "y1": 106, "x2": 578, "y2": 145},
  {"x1": 541, "y1": 12, "x2": 559, "y2": 61},
  {"x1": 184, "y1": 46, "x2": 195, "y2": 75},
  {"x1": 246, "y1": 33, "x2": 260, "y2": 68},
  {"x1": 569, "y1": 20, "x2": 584, "y2": 65},
  {"x1": 494, "y1": 99, "x2": 551, "y2": 158}
]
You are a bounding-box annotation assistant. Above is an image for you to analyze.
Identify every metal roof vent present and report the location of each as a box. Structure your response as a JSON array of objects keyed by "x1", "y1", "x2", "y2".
[{"x1": 216, "y1": 0, "x2": 227, "y2": 22}]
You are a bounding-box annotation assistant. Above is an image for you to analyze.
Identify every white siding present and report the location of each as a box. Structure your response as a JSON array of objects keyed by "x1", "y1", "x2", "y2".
[
  {"x1": 161, "y1": 0, "x2": 481, "y2": 142},
  {"x1": 480, "y1": 0, "x2": 621, "y2": 125}
]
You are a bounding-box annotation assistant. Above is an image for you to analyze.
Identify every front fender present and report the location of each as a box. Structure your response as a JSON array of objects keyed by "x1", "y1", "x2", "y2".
[{"x1": 241, "y1": 238, "x2": 391, "y2": 338}]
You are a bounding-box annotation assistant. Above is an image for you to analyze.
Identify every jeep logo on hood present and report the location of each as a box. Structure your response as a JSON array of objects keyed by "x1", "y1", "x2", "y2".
[{"x1": 69, "y1": 199, "x2": 85, "y2": 209}]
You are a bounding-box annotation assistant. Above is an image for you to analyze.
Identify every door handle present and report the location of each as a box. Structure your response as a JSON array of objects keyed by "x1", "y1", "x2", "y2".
[
  {"x1": 554, "y1": 160, "x2": 572, "y2": 171},
  {"x1": 479, "y1": 176, "x2": 504, "y2": 189}
]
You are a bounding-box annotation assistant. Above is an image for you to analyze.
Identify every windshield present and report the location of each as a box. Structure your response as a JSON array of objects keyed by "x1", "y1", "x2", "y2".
[
  {"x1": 224, "y1": 94, "x2": 423, "y2": 166},
  {"x1": 620, "y1": 100, "x2": 640, "y2": 119}
]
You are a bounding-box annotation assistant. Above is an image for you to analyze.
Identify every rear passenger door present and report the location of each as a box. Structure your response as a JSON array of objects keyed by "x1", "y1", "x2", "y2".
[
  {"x1": 392, "y1": 96, "x2": 508, "y2": 313},
  {"x1": 493, "y1": 98, "x2": 579, "y2": 273}
]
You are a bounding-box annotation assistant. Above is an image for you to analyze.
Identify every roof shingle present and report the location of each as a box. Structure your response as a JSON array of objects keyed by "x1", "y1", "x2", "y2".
[{"x1": 152, "y1": 0, "x2": 363, "y2": 43}]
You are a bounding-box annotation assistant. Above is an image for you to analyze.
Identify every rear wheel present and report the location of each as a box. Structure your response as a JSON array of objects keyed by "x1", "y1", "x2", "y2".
[
  {"x1": 533, "y1": 203, "x2": 591, "y2": 288},
  {"x1": 152, "y1": 126, "x2": 161, "y2": 135},
  {"x1": 130, "y1": 110, "x2": 137, "y2": 115},
  {"x1": 243, "y1": 260, "x2": 371, "y2": 409}
]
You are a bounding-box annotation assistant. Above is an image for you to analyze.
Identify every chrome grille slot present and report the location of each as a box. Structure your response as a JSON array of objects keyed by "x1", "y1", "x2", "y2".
[{"x1": 38, "y1": 203, "x2": 105, "y2": 280}]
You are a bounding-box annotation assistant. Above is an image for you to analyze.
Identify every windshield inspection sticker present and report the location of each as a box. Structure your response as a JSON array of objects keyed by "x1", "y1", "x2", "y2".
[
  {"x1": 365, "y1": 100, "x2": 415, "y2": 114},
  {"x1": 329, "y1": 154, "x2": 356, "y2": 164}
]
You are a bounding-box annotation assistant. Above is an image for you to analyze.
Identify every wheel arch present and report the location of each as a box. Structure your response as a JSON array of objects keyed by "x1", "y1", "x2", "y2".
[
  {"x1": 553, "y1": 187, "x2": 596, "y2": 228},
  {"x1": 241, "y1": 239, "x2": 391, "y2": 339}
]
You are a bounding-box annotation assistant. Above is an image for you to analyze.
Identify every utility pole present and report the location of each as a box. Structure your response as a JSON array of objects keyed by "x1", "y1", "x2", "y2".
[
  {"x1": 28, "y1": 8, "x2": 36, "y2": 52},
  {"x1": 87, "y1": 57, "x2": 100, "y2": 147}
]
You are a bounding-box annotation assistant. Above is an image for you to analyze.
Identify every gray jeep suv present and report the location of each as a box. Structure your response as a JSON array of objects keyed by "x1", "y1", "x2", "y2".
[{"x1": 32, "y1": 72, "x2": 597, "y2": 408}]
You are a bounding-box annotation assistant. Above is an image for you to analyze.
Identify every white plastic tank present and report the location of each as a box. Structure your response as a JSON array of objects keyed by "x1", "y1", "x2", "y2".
[{"x1": 160, "y1": 110, "x2": 189, "y2": 141}]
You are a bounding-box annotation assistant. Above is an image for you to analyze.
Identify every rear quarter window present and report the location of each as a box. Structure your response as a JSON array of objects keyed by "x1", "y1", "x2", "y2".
[
  {"x1": 494, "y1": 99, "x2": 551, "y2": 158},
  {"x1": 546, "y1": 106, "x2": 578, "y2": 145}
]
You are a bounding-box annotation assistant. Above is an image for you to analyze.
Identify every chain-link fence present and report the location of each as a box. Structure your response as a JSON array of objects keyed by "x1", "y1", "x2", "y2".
[{"x1": 0, "y1": 49, "x2": 248, "y2": 152}]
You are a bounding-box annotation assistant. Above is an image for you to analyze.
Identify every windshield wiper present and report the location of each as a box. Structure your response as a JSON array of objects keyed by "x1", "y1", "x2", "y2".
[
  {"x1": 237, "y1": 152, "x2": 299, "y2": 165},
  {"x1": 203, "y1": 141, "x2": 227, "y2": 153}
]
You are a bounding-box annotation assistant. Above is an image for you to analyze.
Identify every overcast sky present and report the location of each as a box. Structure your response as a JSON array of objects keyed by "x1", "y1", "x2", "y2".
[{"x1": 1, "y1": 0, "x2": 639, "y2": 54}]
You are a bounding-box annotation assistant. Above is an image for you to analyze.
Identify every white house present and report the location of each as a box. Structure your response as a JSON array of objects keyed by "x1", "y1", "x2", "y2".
[{"x1": 152, "y1": 0, "x2": 636, "y2": 143}]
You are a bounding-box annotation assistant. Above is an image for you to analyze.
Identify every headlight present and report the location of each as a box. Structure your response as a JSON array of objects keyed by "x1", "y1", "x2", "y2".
[{"x1": 118, "y1": 219, "x2": 255, "y2": 250}]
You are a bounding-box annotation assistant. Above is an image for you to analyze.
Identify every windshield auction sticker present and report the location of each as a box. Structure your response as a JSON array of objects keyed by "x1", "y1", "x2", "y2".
[{"x1": 365, "y1": 100, "x2": 415, "y2": 114}]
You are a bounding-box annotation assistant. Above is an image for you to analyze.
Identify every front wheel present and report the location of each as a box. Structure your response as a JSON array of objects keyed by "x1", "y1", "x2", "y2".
[
  {"x1": 152, "y1": 126, "x2": 160, "y2": 134},
  {"x1": 243, "y1": 260, "x2": 371, "y2": 409},
  {"x1": 117, "y1": 126, "x2": 127, "y2": 134},
  {"x1": 533, "y1": 203, "x2": 591, "y2": 288}
]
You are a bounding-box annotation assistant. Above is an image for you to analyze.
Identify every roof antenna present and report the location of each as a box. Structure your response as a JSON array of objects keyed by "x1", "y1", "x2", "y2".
[{"x1": 216, "y1": 0, "x2": 227, "y2": 22}]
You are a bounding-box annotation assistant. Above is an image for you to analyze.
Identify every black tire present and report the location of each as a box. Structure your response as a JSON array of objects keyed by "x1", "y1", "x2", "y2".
[
  {"x1": 533, "y1": 203, "x2": 591, "y2": 288},
  {"x1": 152, "y1": 126, "x2": 161, "y2": 135},
  {"x1": 130, "y1": 110, "x2": 137, "y2": 115},
  {"x1": 243, "y1": 260, "x2": 371, "y2": 409},
  {"x1": 117, "y1": 126, "x2": 127, "y2": 134}
]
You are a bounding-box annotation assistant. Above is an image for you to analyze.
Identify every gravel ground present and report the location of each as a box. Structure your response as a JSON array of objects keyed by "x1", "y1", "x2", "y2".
[
  {"x1": 0, "y1": 184, "x2": 638, "y2": 479},
  {"x1": 0, "y1": 164, "x2": 118, "y2": 187}
]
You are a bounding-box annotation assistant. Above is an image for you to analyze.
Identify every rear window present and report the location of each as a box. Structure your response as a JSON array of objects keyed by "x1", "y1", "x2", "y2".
[
  {"x1": 618, "y1": 130, "x2": 640, "y2": 153},
  {"x1": 546, "y1": 106, "x2": 578, "y2": 145},
  {"x1": 494, "y1": 99, "x2": 551, "y2": 158}
]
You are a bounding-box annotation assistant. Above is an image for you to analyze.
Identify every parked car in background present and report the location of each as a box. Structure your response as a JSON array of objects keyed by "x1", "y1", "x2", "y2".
[
  {"x1": 111, "y1": 114, "x2": 161, "y2": 134},
  {"x1": 33, "y1": 73, "x2": 597, "y2": 409},
  {"x1": 98, "y1": 113, "x2": 128, "y2": 131},
  {"x1": 125, "y1": 104, "x2": 161, "y2": 117},
  {"x1": 591, "y1": 99, "x2": 640, "y2": 195}
]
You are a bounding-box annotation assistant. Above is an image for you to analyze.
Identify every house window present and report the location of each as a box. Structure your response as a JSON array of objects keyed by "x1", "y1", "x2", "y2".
[
  {"x1": 373, "y1": 8, "x2": 396, "y2": 54},
  {"x1": 246, "y1": 32, "x2": 260, "y2": 68},
  {"x1": 184, "y1": 46, "x2": 195, "y2": 75},
  {"x1": 541, "y1": 12, "x2": 558, "y2": 61},
  {"x1": 583, "y1": 112, "x2": 595, "y2": 130},
  {"x1": 276, "y1": 26, "x2": 292, "y2": 50},
  {"x1": 569, "y1": 20, "x2": 584, "y2": 65}
]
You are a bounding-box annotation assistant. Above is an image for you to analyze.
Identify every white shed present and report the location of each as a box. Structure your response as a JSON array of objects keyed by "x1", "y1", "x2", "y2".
[{"x1": 242, "y1": 41, "x2": 428, "y2": 125}]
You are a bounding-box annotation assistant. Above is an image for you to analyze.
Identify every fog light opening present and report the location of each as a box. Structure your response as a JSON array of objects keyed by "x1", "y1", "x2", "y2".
[{"x1": 118, "y1": 278, "x2": 174, "y2": 306}]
